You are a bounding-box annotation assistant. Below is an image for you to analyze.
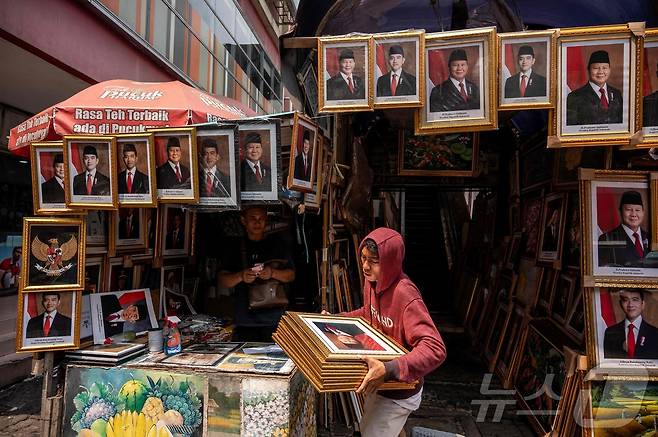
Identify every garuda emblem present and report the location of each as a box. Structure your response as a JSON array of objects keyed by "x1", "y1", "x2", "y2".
[{"x1": 31, "y1": 235, "x2": 78, "y2": 277}]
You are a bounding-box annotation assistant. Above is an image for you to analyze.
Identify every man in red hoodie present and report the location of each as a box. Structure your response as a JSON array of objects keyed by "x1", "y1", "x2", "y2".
[{"x1": 334, "y1": 227, "x2": 447, "y2": 436}]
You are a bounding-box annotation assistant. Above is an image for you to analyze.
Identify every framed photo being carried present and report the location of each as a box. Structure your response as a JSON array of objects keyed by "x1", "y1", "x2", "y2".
[
  {"x1": 417, "y1": 27, "x2": 497, "y2": 134},
  {"x1": 498, "y1": 30, "x2": 556, "y2": 110},
  {"x1": 63, "y1": 135, "x2": 118, "y2": 209},
  {"x1": 318, "y1": 35, "x2": 372, "y2": 113},
  {"x1": 287, "y1": 112, "x2": 319, "y2": 192},
  {"x1": 372, "y1": 30, "x2": 424, "y2": 109},
  {"x1": 115, "y1": 132, "x2": 157, "y2": 207},
  {"x1": 17, "y1": 290, "x2": 80, "y2": 352},
  {"x1": 30, "y1": 142, "x2": 81, "y2": 215},
  {"x1": 196, "y1": 126, "x2": 239, "y2": 208},
  {"x1": 151, "y1": 127, "x2": 199, "y2": 203},
  {"x1": 587, "y1": 287, "x2": 658, "y2": 371},
  {"x1": 397, "y1": 130, "x2": 478, "y2": 177},
  {"x1": 20, "y1": 217, "x2": 85, "y2": 292},
  {"x1": 551, "y1": 23, "x2": 640, "y2": 147},
  {"x1": 238, "y1": 122, "x2": 280, "y2": 201},
  {"x1": 579, "y1": 169, "x2": 658, "y2": 287}
]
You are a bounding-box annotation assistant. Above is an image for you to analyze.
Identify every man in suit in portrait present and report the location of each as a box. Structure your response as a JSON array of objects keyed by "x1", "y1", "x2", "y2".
[
  {"x1": 199, "y1": 138, "x2": 231, "y2": 198},
  {"x1": 165, "y1": 212, "x2": 185, "y2": 250},
  {"x1": 429, "y1": 49, "x2": 480, "y2": 112},
  {"x1": 604, "y1": 289, "x2": 658, "y2": 359},
  {"x1": 504, "y1": 45, "x2": 547, "y2": 98},
  {"x1": 376, "y1": 45, "x2": 416, "y2": 97},
  {"x1": 598, "y1": 190, "x2": 651, "y2": 267},
  {"x1": 566, "y1": 50, "x2": 623, "y2": 125},
  {"x1": 100, "y1": 292, "x2": 151, "y2": 338},
  {"x1": 326, "y1": 49, "x2": 366, "y2": 101},
  {"x1": 293, "y1": 131, "x2": 313, "y2": 182},
  {"x1": 26, "y1": 293, "x2": 72, "y2": 338},
  {"x1": 72, "y1": 145, "x2": 111, "y2": 195},
  {"x1": 643, "y1": 62, "x2": 658, "y2": 128},
  {"x1": 157, "y1": 137, "x2": 191, "y2": 189},
  {"x1": 118, "y1": 143, "x2": 149, "y2": 194},
  {"x1": 41, "y1": 153, "x2": 65, "y2": 204},
  {"x1": 240, "y1": 132, "x2": 272, "y2": 192},
  {"x1": 118, "y1": 208, "x2": 140, "y2": 240},
  {"x1": 542, "y1": 207, "x2": 561, "y2": 252}
]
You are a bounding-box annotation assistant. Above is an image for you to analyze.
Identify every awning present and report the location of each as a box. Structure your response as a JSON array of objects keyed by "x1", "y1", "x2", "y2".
[{"x1": 9, "y1": 79, "x2": 257, "y2": 157}]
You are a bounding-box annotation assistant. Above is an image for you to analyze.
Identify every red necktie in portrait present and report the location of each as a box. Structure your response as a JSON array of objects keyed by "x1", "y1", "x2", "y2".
[
  {"x1": 627, "y1": 324, "x2": 636, "y2": 358},
  {"x1": 206, "y1": 173, "x2": 213, "y2": 195},
  {"x1": 43, "y1": 315, "x2": 51, "y2": 336},
  {"x1": 391, "y1": 74, "x2": 398, "y2": 96},
  {"x1": 175, "y1": 165, "x2": 182, "y2": 183},
  {"x1": 86, "y1": 173, "x2": 93, "y2": 195},
  {"x1": 459, "y1": 82, "x2": 468, "y2": 102},
  {"x1": 520, "y1": 75, "x2": 527, "y2": 97},
  {"x1": 255, "y1": 164, "x2": 263, "y2": 183},
  {"x1": 127, "y1": 172, "x2": 133, "y2": 193},
  {"x1": 347, "y1": 76, "x2": 355, "y2": 94},
  {"x1": 599, "y1": 88, "x2": 609, "y2": 110},
  {"x1": 633, "y1": 232, "x2": 644, "y2": 258}
]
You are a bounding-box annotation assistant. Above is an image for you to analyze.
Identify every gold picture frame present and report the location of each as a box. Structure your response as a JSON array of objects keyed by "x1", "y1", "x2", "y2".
[
  {"x1": 109, "y1": 208, "x2": 148, "y2": 255},
  {"x1": 397, "y1": 129, "x2": 479, "y2": 177},
  {"x1": 158, "y1": 204, "x2": 191, "y2": 259},
  {"x1": 318, "y1": 34, "x2": 373, "y2": 113},
  {"x1": 16, "y1": 290, "x2": 81, "y2": 352},
  {"x1": 416, "y1": 26, "x2": 498, "y2": 134},
  {"x1": 536, "y1": 192, "x2": 568, "y2": 266},
  {"x1": 549, "y1": 23, "x2": 643, "y2": 147},
  {"x1": 150, "y1": 127, "x2": 200, "y2": 204},
  {"x1": 63, "y1": 135, "x2": 119, "y2": 209},
  {"x1": 635, "y1": 28, "x2": 658, "y2": 147},
  {"x1": 579, "y1": 168, "x2": 658, "y2": 288},
  {"x1": 30, "y1": 142, "x2": 83, "y2": 216},
  {"x1": 20, "y1": 216, "x2": 85, "y2": 292},
  {"x1": 497, "y1": 29, "x2": 557, "y2": 111},
  {"x1": 303, "y1": 134, "x2": 327, "y2": 210},
  {"x1": 287, "y1": 112, "x2": 319, "y2": 193},
  {"x1": 371, "y1": 29, "x2": 425, "y2": 109},
  {"x1": 114, "y1": 132, "x2": 157, "y2": 207}
]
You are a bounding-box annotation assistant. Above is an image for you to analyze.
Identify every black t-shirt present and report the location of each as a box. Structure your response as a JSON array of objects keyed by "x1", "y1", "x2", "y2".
[{"x1": 220, "y1": 233, "x2": 294, "y2": 327}]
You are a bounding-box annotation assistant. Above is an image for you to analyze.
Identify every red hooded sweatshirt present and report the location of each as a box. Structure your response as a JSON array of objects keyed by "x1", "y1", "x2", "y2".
[{"x1": 342, "y1": 227, "x2": 447, "y2": 399}]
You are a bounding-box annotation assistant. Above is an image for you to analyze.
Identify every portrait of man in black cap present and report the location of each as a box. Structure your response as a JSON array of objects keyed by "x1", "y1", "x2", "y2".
[
  {"x1": 376, "y1": 44, "x2": 417, "y2": 97},
  {"x1": 504, "y1": 45, "x2": 547, "y2": 98},
  {"x1": 643, "y1": 60, "x2": 658, "y2": 128},
  {"x1": 326, "y1": 48, "x2": 366, "y2": 101},
  {"x1": 156, "y1": 136, "x2": 191, "y2": 190},
  {"x1": 41, "y1": 153, "x2": 65, "y2": 204},
  {"x1": 566, "y1": 49, "x2": 623, "y2": 125},
  {"x1": 240, "y1": 132, "x2": 272, "y2": 192},
  {"x1": 118, "y1": 143, "x2": 149, "y2": 195},
  {"x1": 598, "y1": 190, "x2": 651, "y2": 267},
  {"x1": 293, "y1": 130, "x2": 313, "y2": 182},
  {"x1": 199, "y1": 137, "x2": 231, "y2": 198},
  {"x1": 72, "y1": 145, "x2": 111, "y2": 196},
  {"x1": 429, "y1": 48, "x2": 480, "y2": 112}
]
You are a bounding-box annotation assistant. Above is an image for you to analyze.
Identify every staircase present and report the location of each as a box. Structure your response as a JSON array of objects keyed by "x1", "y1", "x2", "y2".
[{"x1": 0, "y1": 293, "x2": 32, "y2": 387}]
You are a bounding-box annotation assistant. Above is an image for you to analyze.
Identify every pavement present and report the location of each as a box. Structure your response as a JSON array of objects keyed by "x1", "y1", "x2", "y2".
[{"x1": 0, "y1": 333, "x2": 536, "y2": 437}]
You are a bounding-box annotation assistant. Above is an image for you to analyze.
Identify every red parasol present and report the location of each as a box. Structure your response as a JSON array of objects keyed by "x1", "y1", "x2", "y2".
[{"x1": 9, "y1": 79, "x2": 257, "y2": 157}]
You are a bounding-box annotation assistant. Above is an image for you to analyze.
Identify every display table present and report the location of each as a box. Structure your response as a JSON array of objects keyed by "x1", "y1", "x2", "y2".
[{"x1": 61, "y1": 352, "x2": 316, "y2": 436}]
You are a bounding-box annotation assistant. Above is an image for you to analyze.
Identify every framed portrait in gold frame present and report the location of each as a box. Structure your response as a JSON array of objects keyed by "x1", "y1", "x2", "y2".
[
  {"x1": 20, "y1": 216, "x2": 85, "y2": 292},
  {"x1": 416, "y1": 27, "x2": 498, "y2": 135},
  {"x1": 109, "y1": 207, "x2": 148, "y2": 255},
  {"x1": 636, "y1": 28, "x2": 658, "y2": 147},
  {"x1": 371, "y1": 30, "x2": 424, "y2": 109},
  {"x1": 63, "y1": 135, "x2": 119, "y2": 209},
  {"x1": 318, "y1": 35, "x2": 373, "y2": 113},
  {"x1": 550, "y1": 23, "x2": 642, "y2": 147},
  {"x1": 114, "y1": 132, "x2": 157, "y2": 207},
  {"x1": 16, "y1": 290, "x2": 81, "y2": 352},
  {"x1": 150, "y1": 127, "x2": 199, "y2": 204},
  {"x1": 158, "y1": 204, "x2": 191, "y2": 259},
  {"x1": 579, "y1": 169, "x2": 658, "y2": 288},
  {"x1": 30, "y1": 142, "x2": 82, "y2": 216},
  {"x1": 287, "y1": 112, "x2": 319, "y2": 193},
  {"x1": 303, "y1": 134, "x2": 327, "y2": 210},
  {"x1": 498, "y1": 30, "x2": 556, "y2": 110}
]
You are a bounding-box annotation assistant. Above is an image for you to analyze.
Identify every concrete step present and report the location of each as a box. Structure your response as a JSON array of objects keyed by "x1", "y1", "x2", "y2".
[
  {"x1": 0, "y1": 352, "x2": 31, "y2": 388},
  {"x1": 0, "y1": 332, "x2": 17, "y2": 356}
]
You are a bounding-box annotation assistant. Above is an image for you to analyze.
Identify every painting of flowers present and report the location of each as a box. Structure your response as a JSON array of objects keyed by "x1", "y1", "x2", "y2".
[{"x1": 398, "y1": 130, "x2": 478, "y2": 176}]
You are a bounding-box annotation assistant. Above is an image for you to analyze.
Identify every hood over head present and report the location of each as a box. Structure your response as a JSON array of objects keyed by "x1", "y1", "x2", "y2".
[{"x1": 360, "y1": 227, "x2": 405, "y2": 294}]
